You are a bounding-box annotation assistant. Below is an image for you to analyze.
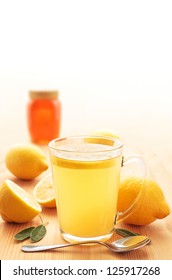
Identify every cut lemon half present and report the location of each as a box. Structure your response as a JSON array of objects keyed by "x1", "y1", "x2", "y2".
[
  {"x1": 33, "y1": 175, "x2": 56, "y2": 208},
  {"x1": 0, "y1": 180, "x2": 42, "y2": 223}
]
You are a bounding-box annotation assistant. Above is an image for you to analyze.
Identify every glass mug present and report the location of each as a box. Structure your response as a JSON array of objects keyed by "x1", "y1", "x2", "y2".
[{"x1": 49, "y1": 136, "x2": 146, "y2": 243}]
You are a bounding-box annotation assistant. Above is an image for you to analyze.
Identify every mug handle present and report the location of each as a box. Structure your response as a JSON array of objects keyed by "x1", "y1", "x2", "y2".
[{"x1": 116, "y1": 154, "x2": 147, "y2": 224}]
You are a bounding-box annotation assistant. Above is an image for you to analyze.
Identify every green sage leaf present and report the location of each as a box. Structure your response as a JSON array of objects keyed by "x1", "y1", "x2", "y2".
[
  {"x1": 115, "y1": 228, "x2": 140, "y2": 237},
  {"x1": 30, "y1": 224, "x2": 47, "y2": 242},
  {"x1": 15, "y1": 227, "x2": 35, "y2": 241}
]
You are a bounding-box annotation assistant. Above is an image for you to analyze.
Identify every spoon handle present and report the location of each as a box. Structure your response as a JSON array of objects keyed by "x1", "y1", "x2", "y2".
[{"x1": 22, "y1": 241, "x2": 98, "y2": 252}]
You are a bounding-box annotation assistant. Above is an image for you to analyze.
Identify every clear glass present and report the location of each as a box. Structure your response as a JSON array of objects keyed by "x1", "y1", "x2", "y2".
[{"x1": 49, "y1": 136, "x2": 146, "y2": 243}]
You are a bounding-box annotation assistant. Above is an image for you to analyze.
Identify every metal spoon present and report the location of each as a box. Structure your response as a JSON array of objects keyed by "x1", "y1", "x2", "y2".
[{"x1": 22, "y1": 235, "x2": 150, "y2": 253}]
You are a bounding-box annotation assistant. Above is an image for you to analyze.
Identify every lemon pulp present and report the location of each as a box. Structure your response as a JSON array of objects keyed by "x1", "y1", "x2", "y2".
[
  {"x1": 0, "y1": 180, "x2": 41, "y2": 223},
  {"x1": 33, "y1": 175, "x2": 56, "y2": 208}
]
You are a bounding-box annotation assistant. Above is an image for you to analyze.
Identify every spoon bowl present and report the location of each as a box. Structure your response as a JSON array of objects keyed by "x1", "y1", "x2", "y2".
[{"x1": 22, "y1": 235, "x2": 150, "y2": 253}]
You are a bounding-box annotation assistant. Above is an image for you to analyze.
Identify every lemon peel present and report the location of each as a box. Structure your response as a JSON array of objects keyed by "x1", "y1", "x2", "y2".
[
  {"x1": 0, "y1": 180, "x2": 42, "y2": 223},
  {"x1": 117, "y1": 177, "x2": 170, "y2": 225},
  {"x1": 33, "y1": 175, "x2": 56, "y2": 208},
  {"x1": 5, "y1": 143, "x2": 48, "y2": 180},
  {"x1": 91, "y1": 129, "x2": 120, "y2": 139}
]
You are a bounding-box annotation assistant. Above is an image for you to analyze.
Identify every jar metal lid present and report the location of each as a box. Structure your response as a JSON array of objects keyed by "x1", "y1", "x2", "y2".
[{"x1": 29, "y1": 90, "x2": 59, "y2": 100}]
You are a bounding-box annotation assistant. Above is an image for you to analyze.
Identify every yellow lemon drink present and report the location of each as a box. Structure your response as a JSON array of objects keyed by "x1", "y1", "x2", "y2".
[{"x1": 49, "y1": 136, "x2": 123, "y2": 243}]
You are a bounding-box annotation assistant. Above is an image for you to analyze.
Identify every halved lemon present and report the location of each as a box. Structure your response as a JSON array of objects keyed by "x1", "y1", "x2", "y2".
[
  {"x1": 33, "y1": 175, "x2": 56, "y2": 208},
  {"x1": 0, "y1": 180, "x2": 42, "y2": 223}
]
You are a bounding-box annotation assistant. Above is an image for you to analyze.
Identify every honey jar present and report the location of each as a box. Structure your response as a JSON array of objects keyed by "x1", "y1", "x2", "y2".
[{"x1": 27, "y1": 90, "x2": 61, "y2": 144}]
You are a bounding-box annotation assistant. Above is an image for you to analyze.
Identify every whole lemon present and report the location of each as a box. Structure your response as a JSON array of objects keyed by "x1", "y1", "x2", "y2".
[
  {"x1": 0, "y1": 180, "x2": 42, "y2": 223},
  {"x1": 117, "y1": 177, "x2": 170, "y2": 225},
  {"x1": 5, "y1": 143, "x2": 48, "y2": 180}
]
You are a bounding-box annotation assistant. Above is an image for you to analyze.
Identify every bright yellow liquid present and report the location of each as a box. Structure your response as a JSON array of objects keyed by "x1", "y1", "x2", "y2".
[{"x1": 51, "y1": 143, "x2": 122, "y2": 241}]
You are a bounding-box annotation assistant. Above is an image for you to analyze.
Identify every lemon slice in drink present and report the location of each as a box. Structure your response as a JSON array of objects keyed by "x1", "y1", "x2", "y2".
[
  {"x1": 0, "y1": 180, "x2": 42, "y2": 223},
  {"x1": 33, "y1": 175, "x2": 56, "y2": 208}
]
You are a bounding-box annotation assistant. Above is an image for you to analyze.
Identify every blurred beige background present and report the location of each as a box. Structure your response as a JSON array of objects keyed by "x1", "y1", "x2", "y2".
[
  {"x1": 0, "y1": 0, "x2": 172, "y2": 155},
  {"x1": 0, "y1": 1, "x2": 172, "y2": 261}
]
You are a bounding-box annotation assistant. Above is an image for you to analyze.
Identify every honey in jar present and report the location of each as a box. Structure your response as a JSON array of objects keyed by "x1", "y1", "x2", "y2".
[{"x1": 27, "y1": 90, "x2": 61, "y2": 144}]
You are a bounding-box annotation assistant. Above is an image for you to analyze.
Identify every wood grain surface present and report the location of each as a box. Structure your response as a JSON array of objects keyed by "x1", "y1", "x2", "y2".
[{"x1": 0, "y1": 135, "x2": 172, "y2": 260}]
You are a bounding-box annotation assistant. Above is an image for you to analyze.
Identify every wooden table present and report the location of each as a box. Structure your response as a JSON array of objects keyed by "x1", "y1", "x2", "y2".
[{"x1": 0, "y1": 133, "x2": 172, "y2": 260}]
